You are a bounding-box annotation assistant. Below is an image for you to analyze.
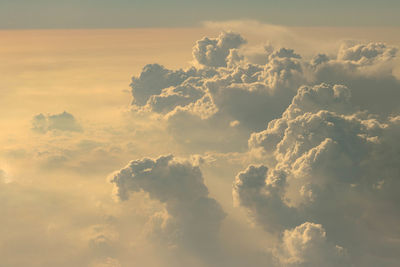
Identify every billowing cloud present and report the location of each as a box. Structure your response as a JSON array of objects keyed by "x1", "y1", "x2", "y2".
[
  {"x1": 236, "y1": 82, "x2": 400, "y2": 265},
  {"x1": 129, "y1": 32, "x2": 399, "y2": 154},
  {"x1": 130, "y1": 64, "x2": 212, "y2": 106},
  {"x1": 273, "y1": 222, "x2": 349, "y2": 267},
  {"x1": 192, "y1": 31, "x2": 246, "y2": 68},
  {"x1": 337, "y1": 42, "x2": 397, "y2": 64},
  {"x1": 32, "y1": 111, "x2": 82, "y2": 133},
  {"x1": 311, "y1": 42, "x2": 400, "y2": 116},
  {"x1": 109, "y1": 155, "x2": 226, "y2": 261},
  {"x1": 125, "y1": 33, "x2": 400, "y2": 265},
  {"x1": 4, "y1": 26, "x2": 399, "y2": 267}
]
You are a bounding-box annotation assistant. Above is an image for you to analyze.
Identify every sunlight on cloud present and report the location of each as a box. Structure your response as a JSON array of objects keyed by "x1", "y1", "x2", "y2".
[{"x1": 0, "y1": 21, "x2": 399, "y2": 267}]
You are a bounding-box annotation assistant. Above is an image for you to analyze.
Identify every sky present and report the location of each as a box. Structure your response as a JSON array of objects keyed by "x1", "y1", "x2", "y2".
[
  {"x1": 1, "y1": 0, "x2": 400, "y2": 28},
  {"x1": 1, "y1": 2, "x2": 400, "y2": 267}
]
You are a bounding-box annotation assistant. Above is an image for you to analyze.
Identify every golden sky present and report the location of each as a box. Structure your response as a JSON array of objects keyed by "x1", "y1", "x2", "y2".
[{"x1": 1, "y1": 24, "x2": 400, "y2": 267}]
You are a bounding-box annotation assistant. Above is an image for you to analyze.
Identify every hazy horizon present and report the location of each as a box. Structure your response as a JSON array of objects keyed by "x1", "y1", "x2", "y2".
[
  {"x1": 1, "y1": 0, "x2": 400, "y2": 29},
  {"x1": 1, "y1": 7, "x2": 400, "y2": 267}
]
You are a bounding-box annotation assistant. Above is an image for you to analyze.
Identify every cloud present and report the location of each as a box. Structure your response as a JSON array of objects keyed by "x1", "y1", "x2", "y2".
[
  {"x1": 201, "y1": 20, "x2": 295, "y2": 47},
  {"x1": 237, "y1": 82, "x2": 400, "y2": 265},
  {"x1": 130, "y1": 64, "x2": 208, "y2": 106},
  {"x1": 109, "y1": 155, "x2": 226, "y2": 261},
  {"x1": 233, "y1": 164, "x2": 298, "y2": 232},
  {"x1": 337, "y1": 42, "x2": 397, "y2": 65},
  {"x1": 129, "y1": 32, "x2": 399, "y2": 154},
  {"x1": 147, "y1": 80, "x2": 206, "y2": 114},
  {"x1": 32, "y1": 111, "x2": 82, "y2": 133},
  {"x1": 192, "y1": 31, "x2": 247, "y2": 68},
  {"x1": 124, "y1": 33, "x2": 400, "y2": 265},
  {"x1": 273, "y1": 222, "x2": 349, "y2": 267},
  {"x1": 128, "y1": 33, "x2": 309, "y2": 152},
  {"x1": 312, "y1": 42, "x2": 400, "y2": 116},
  {"x1": 5, "y1": 26, "x2": 399, "y2": 267},
  {"x1": 0, "y1": 179, "x2": 113, "y2": 267},
  {"x1": 86, "y1": 224, "x2": 119, "y2": 257}
]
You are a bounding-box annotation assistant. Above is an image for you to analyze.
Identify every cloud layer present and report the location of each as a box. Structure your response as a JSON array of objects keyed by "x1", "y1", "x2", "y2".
[{"x1": 2, "y1": 27, "x2": 399, "y2": 267}]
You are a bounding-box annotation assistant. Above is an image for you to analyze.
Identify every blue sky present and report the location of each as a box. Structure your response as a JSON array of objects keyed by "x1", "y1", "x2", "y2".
[{"x1": 1, "y1": 0, "x2": 399, "y2": 29}]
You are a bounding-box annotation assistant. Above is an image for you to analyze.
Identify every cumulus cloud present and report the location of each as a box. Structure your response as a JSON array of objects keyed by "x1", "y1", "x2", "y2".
[
  {"x1": 130, "y1": 64, "x2": 211, "y2": 106},
  {"x1": 109, "y1": 155, "x2": 226, "y2": 261},
  {"x1": 129, "y1": 32, "x2": 399, "y2": 154},
  {"x1": 312, "y1": 42, "x2": 400, "y2": 116},
  {"x1": 32, "y1": 111, "x2": 82, "y2": 133},
  {"x1": 128, "y1": 35, "x2": 308, "y2": 152},
  {"x1": 273, "y1": 222, "x2": 349, "y2": 267},
  {"x1": 192, "y1": 31, "x2": 246, "y2": 68},
  {"x1": 233, "y1": 164, "x2": 298, "y2": 232},
  {"x1": 235, "y1": 81, "x2": 400, "y2": 266},
  {"x1": 117, "y1": 29, "x2": 400, "y2": 266},
  {"x1": 337, "y1": 42, "x2": 397, "y2": 64},
  {"x1": 124, "y1": 31, "x2": 400, "y2": 265},
  {"x1": 0, "y1": 26, "x2": 396, "y2": 267}
]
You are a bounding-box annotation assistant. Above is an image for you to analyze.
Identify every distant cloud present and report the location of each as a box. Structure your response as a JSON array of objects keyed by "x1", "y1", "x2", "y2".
[
  {"x1": 89, "y1": 257, "x2": 121, "y2": 267},
  {"x1": 32, "y1": 111, "x2": 82, "y2": 133},
  {"x1": 192, "y1": 31, "x2": 246, "y2": 67},
  {"x1": 337, "y1": 42, "x2": 397, "y2": 64}
]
